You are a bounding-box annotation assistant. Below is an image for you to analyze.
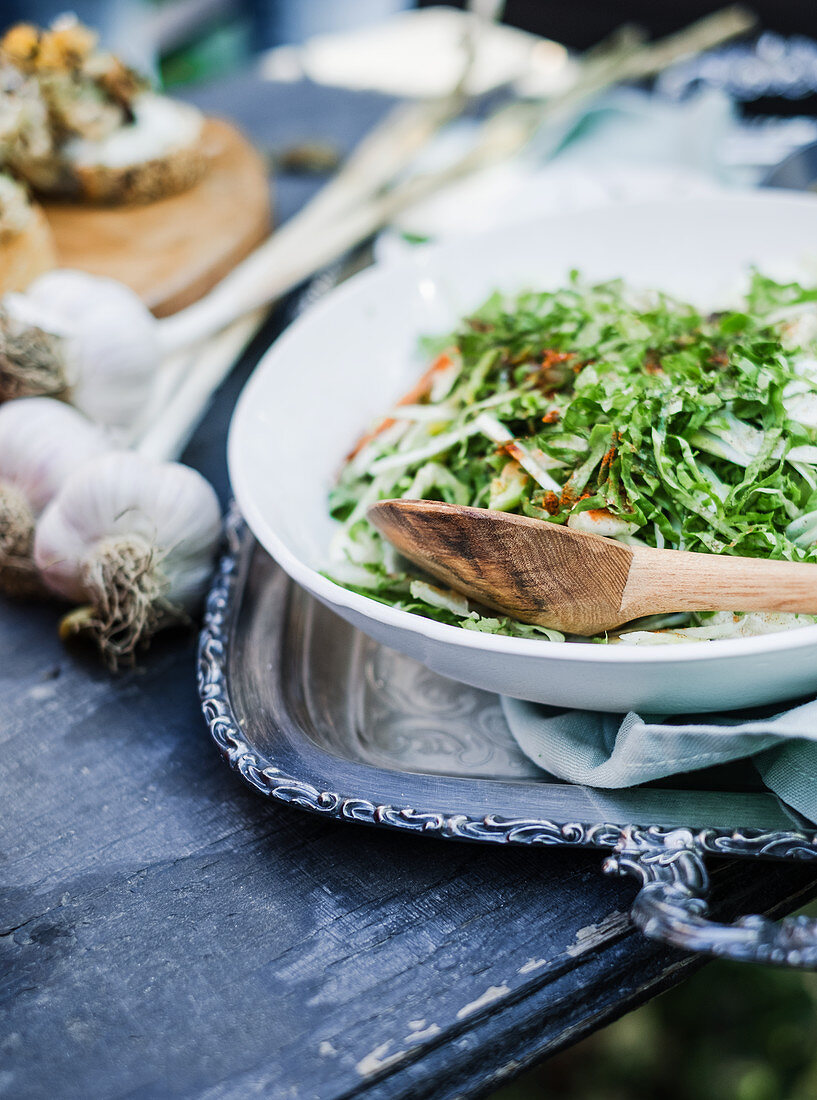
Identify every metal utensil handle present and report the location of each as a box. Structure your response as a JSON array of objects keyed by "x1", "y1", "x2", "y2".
[{"x1": 604, "y1": 826, "x2": 817, "y2": 968}]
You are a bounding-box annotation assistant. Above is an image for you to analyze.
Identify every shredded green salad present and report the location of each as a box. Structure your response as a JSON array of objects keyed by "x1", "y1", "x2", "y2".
[{"x1": 328, "y1": 271, "x2": 817, "y2": 645}]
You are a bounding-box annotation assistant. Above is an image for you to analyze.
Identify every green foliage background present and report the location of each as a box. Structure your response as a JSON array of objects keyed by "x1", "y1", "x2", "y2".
[{"x1": 492, "y1": 952, "x2": 817, "y2": 1100}]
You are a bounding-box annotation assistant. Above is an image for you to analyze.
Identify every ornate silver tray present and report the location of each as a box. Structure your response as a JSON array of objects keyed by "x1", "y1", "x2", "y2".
[{"x1": 199, "y1": 513, "x2": 817, "y2": 968}]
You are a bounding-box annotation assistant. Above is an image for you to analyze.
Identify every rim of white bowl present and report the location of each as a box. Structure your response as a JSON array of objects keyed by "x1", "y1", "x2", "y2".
[{"x1": 230, "y1": 192, "x2": 817, "y2": 666}]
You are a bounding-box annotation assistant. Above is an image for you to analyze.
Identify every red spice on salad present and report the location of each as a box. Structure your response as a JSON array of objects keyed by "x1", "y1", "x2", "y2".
[
  {"x1": 345, "y1": 349, "x2": 457, "y2": 460},
  {"x1": 599, "y1": 445, "x2": 617, "y2": 479},
  {"x1": 541, "y1": 349, "x2": 573, "y2": 369},
  {"x1": 644, "y1": 351, "x2": 664, "y2": 375}
]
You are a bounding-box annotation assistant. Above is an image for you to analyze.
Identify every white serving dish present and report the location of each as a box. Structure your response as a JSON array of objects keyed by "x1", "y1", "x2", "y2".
[{"x1": 229, "y1": 193, "x2": 817, "y2": 714}]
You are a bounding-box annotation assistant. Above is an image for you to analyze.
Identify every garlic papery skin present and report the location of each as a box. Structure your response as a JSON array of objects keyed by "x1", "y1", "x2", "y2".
[
  {"x1": 0, "y1": 396, "x2": 108, "y2": 513},
  {"x1": 6, "y1": 269, "x2": 161, "y2": 432},
  {"x1": 34, "y1": 451, "x2": 222, "y2": 664},
  {"x1": 0, "y1": 396, "x2": 108, "y2": 595}
]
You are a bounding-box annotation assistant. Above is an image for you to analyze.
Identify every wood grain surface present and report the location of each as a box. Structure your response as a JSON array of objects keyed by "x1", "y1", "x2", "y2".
[
  {"x1": 370, "y1": 500, "x2": 817, "y2": 635},
  {"x1": 622, "y1": 546, "x2": 817, "y2": 622},
  {"x1": 0, "y1": 207, "x2": 57, "y2": 296},
  {"x1": 368, "y1": 500, "x2": 634, "y2": 634},
  {"x1": 43, "y1": 119, "x2": 272, "y2": 317}
]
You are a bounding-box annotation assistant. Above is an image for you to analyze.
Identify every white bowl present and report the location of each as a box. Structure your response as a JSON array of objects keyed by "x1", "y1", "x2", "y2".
[{"x1": 229, "y1": 193, "x2": 817, "y2": 714}]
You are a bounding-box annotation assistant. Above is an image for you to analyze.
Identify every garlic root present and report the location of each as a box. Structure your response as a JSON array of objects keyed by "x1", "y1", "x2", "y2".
[
  {"x1": 57, "y1": 534, "x2": 186, "y2": 667},
  {"x1": 0, "y1": 303, "x2": 68, "y2": 399},
  {"x1": 0, "y1": 479, "x2": 40, "y2": 596}
]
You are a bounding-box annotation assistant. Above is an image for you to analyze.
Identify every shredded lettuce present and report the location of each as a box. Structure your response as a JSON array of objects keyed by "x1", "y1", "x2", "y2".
[{"x1": 327, "y1": 271, "x2": 817, "y2": 643}]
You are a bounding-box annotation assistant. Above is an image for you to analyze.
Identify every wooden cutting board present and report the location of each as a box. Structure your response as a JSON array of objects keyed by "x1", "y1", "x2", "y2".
[
  {"x1": 0, "y1": 206, "x2": 57, "y2": 296},
  {"x1": 43, "y1": 118, "x2": 272, "y2": 317}
]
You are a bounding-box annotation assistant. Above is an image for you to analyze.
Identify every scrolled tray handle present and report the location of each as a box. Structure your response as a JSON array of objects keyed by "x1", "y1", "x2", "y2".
[{"x1": 604, "y1": 826, "x2": 817, "y2": 968}]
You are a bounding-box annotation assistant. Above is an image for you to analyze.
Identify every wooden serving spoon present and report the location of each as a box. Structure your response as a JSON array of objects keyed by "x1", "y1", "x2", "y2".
[{"x1": 367, "y1": 499, "x2": 817, "y2": 635}]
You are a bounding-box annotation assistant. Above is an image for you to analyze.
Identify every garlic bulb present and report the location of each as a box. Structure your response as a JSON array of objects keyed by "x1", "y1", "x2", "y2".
[
  {"x1": 0, "y1": 269, "x2": 160, "y2": 431},
  {"x1": 34, "y1": 451, "x2": 222, "y2": 664},
  {"x1": 0, "y1": 396, "x2": 108, "y2": 595}
]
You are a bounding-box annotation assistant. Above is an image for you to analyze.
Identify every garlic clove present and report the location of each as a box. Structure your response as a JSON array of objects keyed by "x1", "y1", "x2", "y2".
[
  {"x1": 34, "y1": 450, "x2": 222, "y2": 662},
  {"x1": 0, "y1": 396, "x2": 108, "y2": 595},
  {"x1": 23, "y1": 269, "x2": 161, "y2": 430},
  {"x1": 0, "y1": 395, "x2": 108, "y2": 512},
  {"x1": 3, "y1": 288, "x2": 74, "y2": 341}
]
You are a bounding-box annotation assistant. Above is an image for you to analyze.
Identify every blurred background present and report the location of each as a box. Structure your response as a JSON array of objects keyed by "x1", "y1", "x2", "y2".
[
  {"x1": 9, "y1": 0, "x2": 817, "y2": 1096},
  {"x1": 7, "y1": 0, "x2": 817, "y2": 86}
]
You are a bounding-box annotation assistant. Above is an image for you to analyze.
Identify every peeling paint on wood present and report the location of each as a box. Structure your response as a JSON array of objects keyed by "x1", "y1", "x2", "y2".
[
  {"x1": 517, "y1": 957, "x2": 548, "y2": 974},
  {"x1": 566, "y1": 911, "x2": 631, "y2": 957},
  {"x1": 356, "y1": 1040, "x2": 409, "y2": 1077},
  {"x1": 407, "y1": 1022, "x2": 441, "y2": 1042},
  {"x1": 457, "y1": 985, "x2": 512, "y2": 1020}
]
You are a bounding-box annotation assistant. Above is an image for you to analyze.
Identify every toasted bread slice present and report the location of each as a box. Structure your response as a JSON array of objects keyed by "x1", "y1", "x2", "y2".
[
  {"x1": 71, "y1": 133, "x2": 209, "y2": 204},
  {"x1": 21, "y1": 93, "x2": 210, "y2": 206},
  {"x1": 64, "y1": 94, "x2": 208, "y2": 205}
]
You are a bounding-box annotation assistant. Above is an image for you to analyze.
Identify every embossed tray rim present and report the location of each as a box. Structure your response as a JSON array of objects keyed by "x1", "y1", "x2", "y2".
[
  {"x1": 198, "y1": 514, "x2": 815, "y2": 856},
  {"x1": 197, "y1": 513, "x2": 817, "y2": 967}
]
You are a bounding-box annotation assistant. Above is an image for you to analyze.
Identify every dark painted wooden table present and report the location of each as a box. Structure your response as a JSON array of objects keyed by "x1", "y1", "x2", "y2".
[{"x1": 4, "y1": 74, "x2": 817, "y2": 1100}]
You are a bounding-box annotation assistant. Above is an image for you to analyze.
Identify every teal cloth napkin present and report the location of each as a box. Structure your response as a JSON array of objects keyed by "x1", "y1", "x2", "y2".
[{"x1": 501, "y1": 696, "x2": 817, "y2": 824}]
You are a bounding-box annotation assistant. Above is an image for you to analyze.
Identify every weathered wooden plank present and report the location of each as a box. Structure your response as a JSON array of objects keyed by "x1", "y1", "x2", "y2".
[{"x1": 4, "y1": 748, "x2": 817, "y2": 1100}]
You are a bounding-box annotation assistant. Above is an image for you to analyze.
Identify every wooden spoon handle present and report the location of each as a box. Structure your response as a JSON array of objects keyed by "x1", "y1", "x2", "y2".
[{"x1": 624, "y1": 547, "x2": 817, "y2": 620}]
